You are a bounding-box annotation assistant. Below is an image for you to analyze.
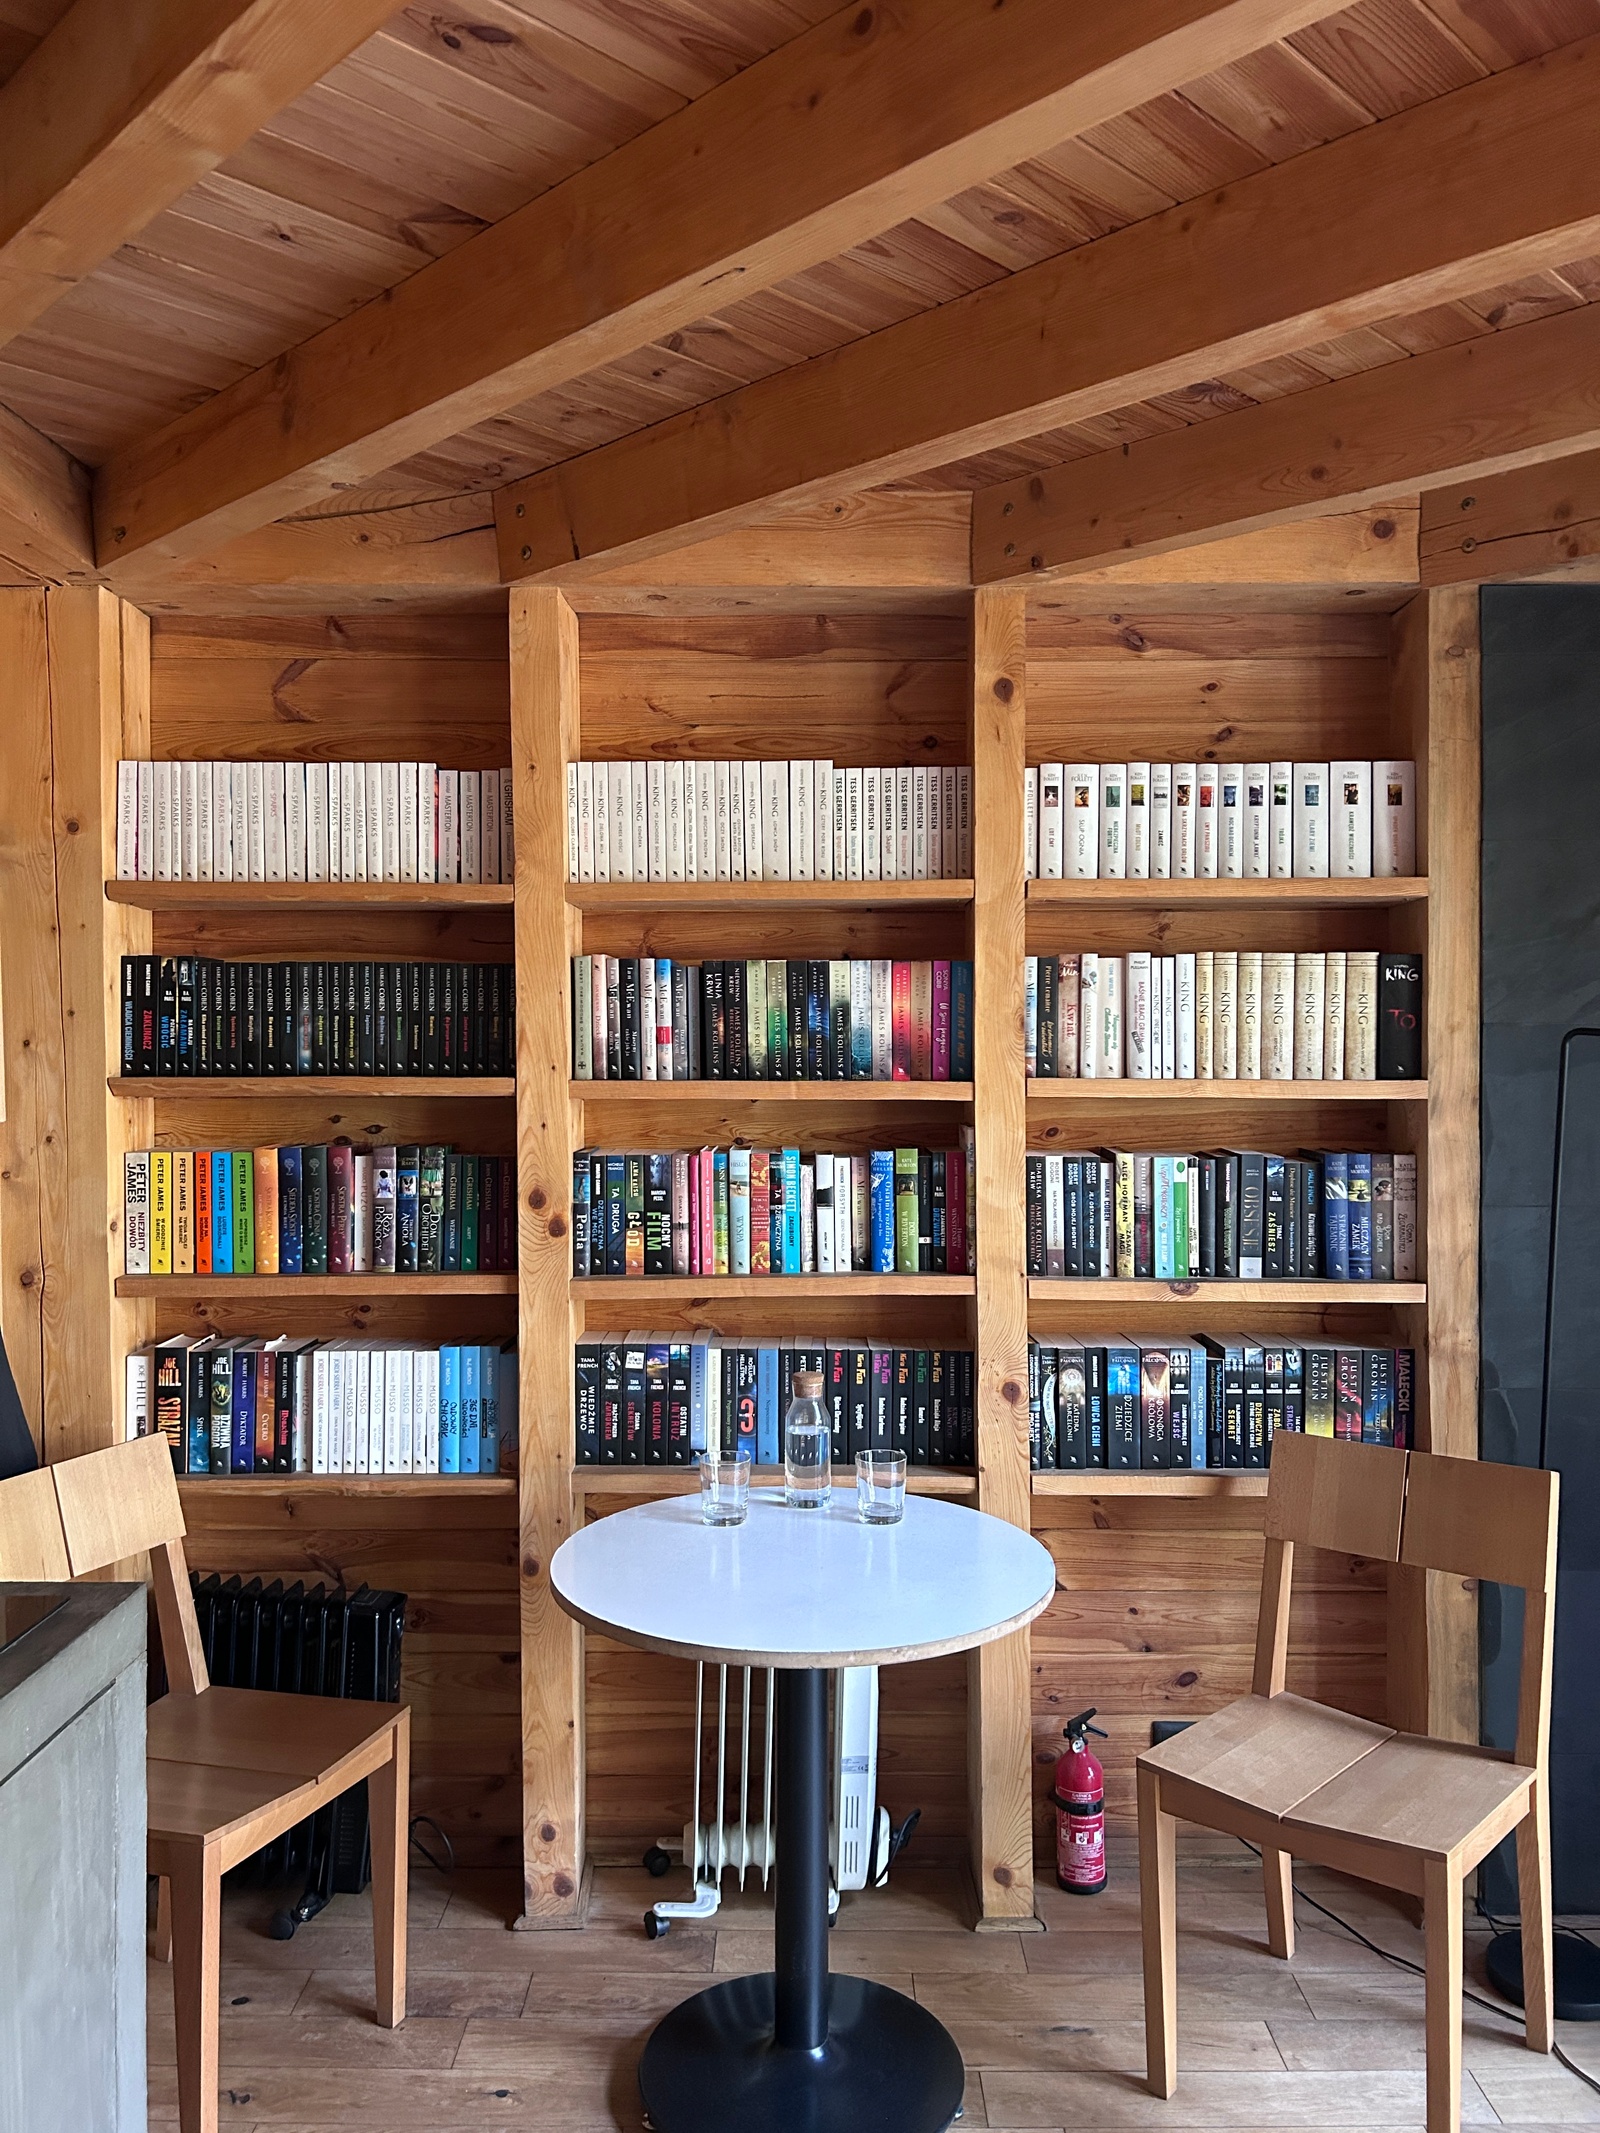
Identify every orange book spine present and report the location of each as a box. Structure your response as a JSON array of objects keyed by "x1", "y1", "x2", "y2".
[{"x1": 253, "y1": 1146, "x2": 280, "y2": 1273}]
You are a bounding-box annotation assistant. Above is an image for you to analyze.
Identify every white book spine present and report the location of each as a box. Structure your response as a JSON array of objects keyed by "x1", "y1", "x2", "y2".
[
  {"x1": 1159, "y1": 956, "x2": 1176, "y2": 1080},
  {"x1": 1345, "y1": 950, "x2": 1378, "y2": 1077},
  {"x1": 638, "y1": 959, "x2": 656, "y2": 1079},
  {"x1": 727, "y1": 763, "x2": 746, "y2": 882},
  {"x1": 397, "y1": 762, "x2": 418, "y2": 884},
  {"x1": 630, "y1": 761, "x2": 651, "y2": 883},
  {"x1": 1237, "y1": 951, "x2": 1263, "y2": 1078},
  {"x1": 861, "y1": 767, "x2": 880, "y2": 883},
  {"x1": 1039, "y1": 762, "x2": 1065, "y2": 879},
  {"x1": 306, "y1": 762, "x2": 330, "y2": 884},
  {"x1": 1293, "y1": 761, "x2": 1330, "y2": 878},
  {"x1": 435, "y1": 766, "x2": 457, "y2": 883},
  {"x1": 1372, "y1": 759, "x2": 1417, "y2": 876},
  {"x1": 814, "y1": 760, "x2": 834, "y2": 881},
  {"x1": 940, "y1": 766, "x2": 956, "y2": 880},
  {"x1": 180, "y1": 760, "x2": 199, "y2": 882},
  {"x1": 284, "y1": 761, "x2": 306, "y2": 882},
  {"x1": 1173, "y1": 763, "x2": 1198, "y2": 879},
  {"x1": 124, "y1": 1350, "x2": 151, "y2": 1441},
  {"x1": 1149, "y1": 762, "x2": 1171, "y2": 880},
  {"x1": 338, "y1": 761, "x2": 358, "y2": 882},
  {"x1": 1262, "y1": 950, "x2": 1295, "y2": 1079},
  {"x1": 1024, "y1": 766, "x2": 1038, "y2": 878},
  {"x1": 696, "y1": 761, "x2": 716, "y2": 884},
  {"x1": 681, "y1": 761, "x2": 700, "y2": 883},
  {"x1": 1100, "y1": 955, "x2": 1123, "y2": 1079},
  {"x1": 246, "y1": 760, "x2": 267, "y2": 881},
  {"x1": 1213, "y1": 951, "x2": 1238, "y2": 1078},
  {"x1": 832, "y1": 760, "x2": 848, "y2": 882},
  {"x1": 1323, "y1": 950, "x2": 1346, "y2": 1080},
  {"x1": 136, "y1": 761, "x2": 155, "y2": 880},
  {"x1": 665, "y1": 760, "x2": 686, "y2": 882},
  {"x1": 1175, "y1": 952, "x2": 1196, "y2": 1079},
  {"x1": 1078, "y1": 954, "x2": 1099, "y2": 1079},
  {"x1": 1193, "y1": 763, "x2": 1216, "y2": 879},
  {"x1": 116, "y1": 762, "x2": 138, "y2": 878},
  {"x1": 790, "y1": 758, "x2": 812, "y2": 882},
  {"x1": 1126, "y1": 951, "x2": 1152, "y2": 1078},
  {"x1": 123, "y1": 1152, "x2": 150, "y2": 1274},
  {"x1": 401, "y1": 759, "x2": 420, "y2": 883},
  {"x1": 153, "y1": 759, "x2": 173, "y2": 881},
  {"x1": 195, "y1": 760, "x2": 214, "y2": 881},
  {"x1": 264, "y1": 760, "x2": 287, "y2": 882},
  {"x1": 1099, "y1": 762, "x2": 1127, "y2": 879},
  {"x1": 911, "y1": 765, "x2": 929, "y2": 881},
  {"x1": 1195, "y1": 950, "x2": 1214, "y2": 1079},
  {"x1": 1331, "y1": 759, "x2": 1373, "y2": 878},
  {"x1": 1217, "y1": 762, "x2": 1243, "y2": 879},
  {"x1": 1393, "y1": 1152, "x2": 1418, "y2": 1280},
  {"x1": 926, "y1": 765, "x2": 943, "y2": 882},
  {"x1": 604, "y1": 762, "x2": 630, "y2": 883},
  {"x1": 1269, "y1": 761, "x2": 1293, "y2": 878},
  {"x1": 311, "y1": 1349, "x2": 330, "y2": 1474},
  {"x1": 714, "y1": 760, "x2": 733, "y2": 882},
  {"x1": 1126, "y1": 761, "x2": 1150, "y2": 879},
  {"x1": 364, "y1": 761, "x2": 384, "y2": 882},
  {"x1": 894, "y1": 765, "x2": 914, "y2": 882},
  {"x1": 576, "y1": 762, "x2": 595, "y2": 882},
  {"x1": 1243, "y1": 761, "x2": 1270, "y2": 880},
  {"x1": 420, "y1": 764, "x2": 440, "y2": 884},
  {"x1": 352, "y1": 1152, "x2": 373, "y2": 1271},
  {"x1": 870, "y1": 959, "x2": 892, "y2": 1079},
  {"x1": 845, "y1": 768, "x2": 864, "y2": 881},
  {"x1": 815, "y1": 1153, "x2": 834, "y2": 1273},
  {"x1": 762, "y1": 761, "x2": 790, "y2": 881},
  {"x1": 482, "y1": 767, "x2": 501, "y2": 884},
  {"x1": 741, "y1": 760, "x2": 763, "y2": 882},
  {"x1": 1294, "y1": 952, "x2": 1326, "y2": 1079}
]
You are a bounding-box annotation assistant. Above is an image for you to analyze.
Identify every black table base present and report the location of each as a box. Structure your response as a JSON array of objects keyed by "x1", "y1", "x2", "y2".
[{"x1": 637, "y1": 1667, "x2": 965, "y2": 2133}]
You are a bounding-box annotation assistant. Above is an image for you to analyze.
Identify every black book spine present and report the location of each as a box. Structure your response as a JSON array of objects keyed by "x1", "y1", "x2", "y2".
[
  {"x1": 327, "y1": 961, "x2": 344, "y2": 1073},
  {"x1": 359, "y1": 960, "x2": 376, "y2": 1075},
  {"x1": 120, "y1": 957, "x2": 136, "y2": 1075},
  {"x1": 243, "y1": 962, "x2": 264, "y2": 1074},
  {"x1": 1037, "y1": 954, "x2": 1058, "y2": 1077},
  {"x1": 454, "y1": 962, "x2": 471, "y2": 1074},
  {"x1": 343, "y1": 961, "x2": 361, "y2": 1074},
  {"x1": 261, "y1": 959, "x2": 279, "y2": 1074},
  {"x1": 135, "y1": 956, "x2": 158, "y2": 1075},
  {"x1": 1377, "y1": 951, "x2": 1424, "y2": 1079},
  {"x1": 311, "y1": 961, "x2": 329, "y2": 1074},
  {"x1": 787, "y1": 959, "x2": 807, "y2": 1079},
  {"x1": 175, "y1": 955, "x2": 196, "y2": 1075},
  {"x1": 295, "y1": 962, "x2": 314, "y2": 1075},
  {"x1": 1025, "y1": 1154, "x2": 1045, "y2": 1276},
  {"x1": 405, "y1": 963, "x2": 423, "y2": 1076},
  {"x1": 620, "y1": 957, "x2": 642, "y2": 1080},
  {"x1": 442, "y1": 1155, "x2": 462, "y2": 1271},
  {"x1": 644, "y1": 1153, "x2": 672, "y2": 1273},
  {"x1": 930, "y1": 1150, "x2": 946, "y2": 1274},
  {"x1": 440, "y1": 960, "x2": 457, "y2": 1074},
  {"x1": 917, "y1": 1150, "x2": 932, "y2": 1273},
  {"x1": 374, "y1": 959, "x2": 391, "y2": 1075},
  {"x1": 830, "y1": 977, "x2": 850, "y2": 1082},
  {"x1": 702, "y1": 961, "x2": 725, "y2": 1080},
  {"x1": 1263, "y1": 1155, "x2": 1287, "y2": 1278},
  {"x1": 473, "y1": 961, "x2": 490, "y2": 1075},
  {"x1": 725, "y1": 960, "x2": 747, "y2": 1080},
  {"x1": 805, "y1": 960, "x2": 827, "y2": 1081},
  {"x1": 487, "y1": 963, "x2": 505, "y2": 1076},
  {"x1": 157, "y1": 956, "x2": 178, "y2": 1075}
]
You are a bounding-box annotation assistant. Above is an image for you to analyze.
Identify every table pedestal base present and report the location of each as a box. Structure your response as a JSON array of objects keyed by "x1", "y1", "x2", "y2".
[{"x1": 638, "y1": 1970, "x2": 964, "y2": 2133}]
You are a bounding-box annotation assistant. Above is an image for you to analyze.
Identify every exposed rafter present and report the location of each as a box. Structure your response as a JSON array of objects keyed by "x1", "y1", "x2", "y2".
[
  {"x1": 1420, "y1": 453, "x2": 1600, "y2": 586},
  {"x1": 0, "y1": 0, "x2": 401, "y2": 350},
  {"x1": 92, "y1": 0, "x2": 1360, "y2": 572},
  {"x1": 490, "y1": 33, "x2": 1600, "y2": 584},
  {"x1": 969, "y1": 301, "x2": 1600, "y2": 582},
  {"x1": 0, "y1": 400, "x2": 92, "y2": 580}
]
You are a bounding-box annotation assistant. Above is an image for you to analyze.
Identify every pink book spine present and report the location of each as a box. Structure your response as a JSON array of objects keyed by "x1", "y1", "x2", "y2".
[
  {"x1": 688, "y1": 1152, "x2": 701, "y2": 1276},
  {"x1": 931, "y1": 961, "x2": 951, "y2": 1080},
  {"x1": 672, "y1": 1150, "x2": 691, "y2": 1274},
  {"x1": 698, "y1": 1149, "x2": 715, "y2": 1275},
  {"x1": 947, "y1": 1147, "x2": 967, "y2": 1274}
]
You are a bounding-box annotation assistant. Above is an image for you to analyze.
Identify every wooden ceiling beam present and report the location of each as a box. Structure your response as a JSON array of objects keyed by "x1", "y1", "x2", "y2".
[
  {"x1": 969, "y1": 301, "x2": 1600, "y2": 583},
  {"x1": 0, "y1": 0, "x2": 401, "y2": 350},
  {"x1": 1420, "y1": 453, "x2": 1600, "y2": 586},
  {"x1": 93, "y1": 0, "x2": 1360, "y2": 572},
  {"x1": 0, "y1": 400, "x2": 93, "y2": 581},
  {"x1": 492, "y1": 32, "x2": 1600, "y2": 584}
]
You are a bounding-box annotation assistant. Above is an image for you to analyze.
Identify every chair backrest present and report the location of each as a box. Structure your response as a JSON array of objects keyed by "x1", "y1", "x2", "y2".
[
  {"x1": 11, "y1": 1436, "x2": 209, "y2": 1695},
  {"x1": 1265, "y1": 1431, "x2": 1408, "y2": 1560}
]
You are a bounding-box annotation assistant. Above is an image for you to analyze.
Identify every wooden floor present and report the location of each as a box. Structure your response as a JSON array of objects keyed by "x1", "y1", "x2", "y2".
[{"x1": 147, "y1": 1842, "x2": 1600, "y2": 2129}]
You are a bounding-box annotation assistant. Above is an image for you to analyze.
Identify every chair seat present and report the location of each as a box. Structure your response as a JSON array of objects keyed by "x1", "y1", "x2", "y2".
[
  {"x1": 1284, "y1": 1732, "x2": 1536, "y2": 1866},
  {"x1": 1139, "y1": 1692, "x2": 1394, "y2": 1819}
]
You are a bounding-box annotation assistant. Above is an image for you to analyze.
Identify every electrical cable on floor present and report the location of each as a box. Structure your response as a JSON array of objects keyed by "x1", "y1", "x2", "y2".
[{"x1": 1234, "y1": 1840, "x2": 1600, "y2": 2100}]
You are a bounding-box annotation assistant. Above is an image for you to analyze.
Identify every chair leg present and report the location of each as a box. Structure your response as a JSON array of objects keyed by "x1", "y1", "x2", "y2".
[
  {"x1": 368, "y1": 1711, "x2": 409, "y2": 2029},
  {"x1": 152, "y1": 1873, "x2": 173, "y2": 1963},
  {"x1": 168, "y1": 1840, "x2": 222, "y2": 2133},
  {"x1": 1263, "y1": 1845, "x2": 1295, "y2": 1960},
  {"x1": 1516, "y1": 1778, "x2": 1554, "y2": 2054},
  {"x1": 1423, "y1": 1857, "x2": 1463, "y2": 2133},
  {"x1": 1138, "y1": 1762, "x2": 1178, "y2": 2099}
]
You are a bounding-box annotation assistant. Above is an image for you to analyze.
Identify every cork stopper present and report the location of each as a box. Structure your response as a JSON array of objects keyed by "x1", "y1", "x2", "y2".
[{"x1": 792, "y1": 1371, "x2": 825, "y2": 1399}]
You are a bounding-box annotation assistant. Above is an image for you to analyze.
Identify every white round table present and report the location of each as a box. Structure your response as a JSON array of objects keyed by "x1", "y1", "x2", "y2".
[{"x1": 552, "y1": 1489, "x2": 1056, "y2": 2133}]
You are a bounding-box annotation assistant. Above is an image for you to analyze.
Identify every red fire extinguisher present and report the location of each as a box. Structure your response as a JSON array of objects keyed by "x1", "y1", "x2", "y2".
[{"x1": 1054, "y1": 1707, "x2": 1108, "y2": 1894}]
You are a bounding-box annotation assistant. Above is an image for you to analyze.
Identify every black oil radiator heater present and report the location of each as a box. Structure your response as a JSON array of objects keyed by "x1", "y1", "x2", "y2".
[{"x1": 189, "y1": 1574, "x2": 406, "y2": 1938}]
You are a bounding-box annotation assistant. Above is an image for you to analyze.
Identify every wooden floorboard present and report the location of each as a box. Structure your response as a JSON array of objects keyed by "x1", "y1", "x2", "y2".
[{"x1": 146, "y1": 1851, "x2": 1600, "y2": 2129}]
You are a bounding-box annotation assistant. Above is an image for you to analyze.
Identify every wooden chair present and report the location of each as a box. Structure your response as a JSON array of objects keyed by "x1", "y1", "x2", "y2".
[
  {"x1": 1138, "y1": 1434, "x2": 1556, "y2": 2133},
  {"x1": 0, "y1": 1433, "x2": 409, "y2": 2133}
]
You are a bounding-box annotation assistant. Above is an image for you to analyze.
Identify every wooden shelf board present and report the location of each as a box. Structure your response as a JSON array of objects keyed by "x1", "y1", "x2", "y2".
[
  {"x1": 573, "y1": 1467, "x2": 978, "y2": 1497},
  {"x1": 107, "y1": 880, "x2": 513, "y2": 912},
  {"x1": 110, "y1": 1076, "x2": 516, "y2": 1098},
  {"x1": 1029, "y1": 1278, "x2": 1425, "y2": 1305},
  {"x1": 1027, "y1": 877, "x2": 1428, "y2": 909},
  {"x1": 573, "y1": 1274, "x2": 973, "y2": 1299},
  {"x1": 177, "y1": 1474, "x2": 516, "y2": 1498},
  {"x1": 1032, "y1": 1471, "x2": 1269, "y2": 1498},
  {"x1": 573, "y1": 1080, "x2": 973, "y2": 1103},
  {"x1": 117, "y1": 1274, "x2": 516, "y2": 1297},
  {"x1": 568, "y1": 879, "x2": 973, "y2": 910},
  {"x1": 1027, "y1": 1078, "x2": 1428, "y2": 1102}
]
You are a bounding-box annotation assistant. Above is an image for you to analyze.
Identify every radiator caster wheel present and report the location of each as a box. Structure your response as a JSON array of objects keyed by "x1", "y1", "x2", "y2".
[
  {"x1": 645, "y1": 1912, "x2": 669, "y2": 1940},
  {"x1": 643, "y1": 1846, "x2": 672, "y2": 1878}
]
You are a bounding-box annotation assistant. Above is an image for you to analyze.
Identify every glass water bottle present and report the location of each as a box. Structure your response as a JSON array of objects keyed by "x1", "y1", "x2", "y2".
[{"x1": 784, "y1": 1371, "x2": 831, "y2": 1507}]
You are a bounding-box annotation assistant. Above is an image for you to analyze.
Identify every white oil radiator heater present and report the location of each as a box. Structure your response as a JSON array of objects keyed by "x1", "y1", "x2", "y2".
[{"x1": 641, "y1": 1664, "x2": 916, "y2": 1936}]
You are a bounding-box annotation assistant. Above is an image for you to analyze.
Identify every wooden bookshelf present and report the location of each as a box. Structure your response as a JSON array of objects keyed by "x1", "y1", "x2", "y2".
[
  {"x1": 573, "y1": 1079, "x2": 973, "y2": 1104},
  {"x1": 568, "y1": 879, "x2": 973, "y2": 911},
  {"x1": 573, "y1": 1467, "x2": 979, "y2": 1498},
  {"x1": 177, "y1": 1474, "x2": 517, "y2": 1499},
  {"x1": 107, "y1": 880, "x2": 513, "y2": 912},
  {"x1": 1026, "y1": 877, "x2": 1429, "y2": 909},
  {"x1": 1028, "y1": 1279, "x2": 1426, "y2": 1306},
  {"x1": 1026, "y1": 1078, "x2": 1428, "y2": 1103},
  {"x1": 110, "y1": 1076, "x2": 516, "y2": 1099},
  {"x1": 1031, "y1": 1471, "x2": 1270, "y2": 1498},
  {"x1": 116, "y1": 1273, "x2": 517, "y2": 1297},
  {"x1": 572, "y1": 1274, "x2": 975, "y2": 1299}
]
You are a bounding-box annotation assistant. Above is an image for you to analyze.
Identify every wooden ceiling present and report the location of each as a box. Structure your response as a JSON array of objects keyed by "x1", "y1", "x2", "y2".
[{"x1": 3, "y1": 0, "x2": 1600, "y2": 598}]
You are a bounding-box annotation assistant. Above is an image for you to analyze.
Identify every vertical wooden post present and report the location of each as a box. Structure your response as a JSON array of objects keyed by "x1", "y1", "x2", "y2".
[
  {"x1": 968, "y1": 584, "x2": 1038, "y2": 1924},
  {"x1": 1388, "y1": 585, "x2": 1480, "y2": 1743},
  {"x1": 509, "y1": 585, "x2": 586, "y2": 1924}
]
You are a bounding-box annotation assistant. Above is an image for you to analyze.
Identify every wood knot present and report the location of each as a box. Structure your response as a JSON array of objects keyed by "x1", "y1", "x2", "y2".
[
  {"x1": 540, "y1": 1823, "x2": 557, "y2": 1844},
  {"x1": 548, "y1": 1214, "x2": 567, "y2": 1239},
  {"x1": 993, "y1": 675, "x2": 1014, "y2": 703},
  {"x1": 992, "y1": 1865, "x2": 1014, "y2": 1887},
  {"x1": 553, "y1": 1874, "x2": 575, "y2": 1899},
  {"x1": 522, "y1": 1554, "x2": 541, "y2": 1578},
  {"x1": 528, "y1": 1187, "x2": 546, "y2": 1210},
  {"x1": 1001, "y1": 1380, "x2": 1022, "y2": 1404},
  {"x1": 1371, "y1": 518, "x2": 1395, "y2": 541}
]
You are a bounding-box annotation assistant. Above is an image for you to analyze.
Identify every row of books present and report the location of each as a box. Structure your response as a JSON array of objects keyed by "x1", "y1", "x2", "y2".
[
  {"x1": 1024, "y1": 760, "x2": 1416, "y2": 881},
  {"x1": 122, "y1": 1146, "x2": 517, "y2": 1277},
  {"x1": 116, "y1": 760, "x2": 512, "y2": 885},
  {"x1": 128, "y1": 1335, "x2": 516, "y2": 1475},
  {"x1": 571, "y1": 955, "x2": 974, "y2": 1083},
  {"x1": 1025, "y1": 950, "x2": 1422, "y2": 1083},
  {"x1": 575, "y1": 1337, "x2": 975, "y2": 1466},
  {"x1": 572, "y1": 1143, "x2": 975, "y2": 1278},
  {"x1": 119, "y1": 955, "x2": 516, "y2": 1078},
  {"x1": 1028, "y1": 1336, "x2": 1415, "y2": 1468},
  {"x1": 1025, "y1": 1147, "x2": 1417, "y2": 1282},
  {"x1": 567, "y1": 759, "x2": 974, "y2": 885}
]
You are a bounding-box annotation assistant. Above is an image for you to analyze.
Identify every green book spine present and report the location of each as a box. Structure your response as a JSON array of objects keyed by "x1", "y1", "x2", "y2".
[
  {"x1": 894, "y1": 1147, "x2": 920, "y2": 1275},
  {"x1": 231, "y1": 1151, "x2": 255, "y2": 1274},
  {"x1": 1172, "y1": 1157, "x2": 1189, "y2": 1279},
  {"x1": 461, "y1": 1157, "x2": 480, "y2": 1273},
  {"x1": 418, "y1": 1143, "x2": 446, "y2": 1271},
  {"x1": 746, "y1": 959, "x2": 767, "y2": 1078},
  {"x1": 766, "y1": 960, "x2": 787, "y2": 1079},
  {"x1": 712, "y1": 1152, "x2": 730, "y2": 1276}
]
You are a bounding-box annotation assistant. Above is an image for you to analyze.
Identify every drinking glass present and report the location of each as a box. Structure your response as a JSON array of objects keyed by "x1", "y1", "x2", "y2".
[
  {"x1": 699, "y1": 1448, "x2": 751, "y2": 1526},
  {"x1": 856, "y1": 1450, "x2": 907, "y2": 1525}
]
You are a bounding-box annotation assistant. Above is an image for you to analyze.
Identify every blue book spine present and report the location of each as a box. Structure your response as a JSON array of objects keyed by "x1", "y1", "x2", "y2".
[
  {"x1": 211, "y1": 1151, "x2": 233, "y2": 1274},
  {"x1": 571, "y1": 1152, "x2": 591, "y2": 1275},
  {"x1": 1153, "y1": 1155, "x2": 1174, "y2": 1280},
  {"x1": 232, "y1": 1353, "x2": 254, "y2": 1474},
  {"x1": 1191, "y1": 1345, "x2": 1210, "y2": 1468},
  {"x1": 187, "y1": 1365, "x2": 210, "y2": 1477},
  {"x1": 605, "y1": 1153, "x2": 627, "y2": 1274},
  {"x1": 850, "y1": 962, "x2": 873, "y2": 1079},
  {"x1": 781, "y1": 1147, "x2": 802, "y2": 1273},
  {"x1": 459, "y1": 1344, "x2": 481, "y2": 1473},
  {"x1": 870, "y1": 1150, "x2": 895, "y2": 1273},
  {"x1": 950, "y1": 961, "x2": 974, "y2": 1080},
  {"x1": 478, "y1": 1345, "x2": 499, "y2": 1476},
  {"x1": 438, "y1": 1347, "x2": 461, "y2": 1473},
  {"x1": 689, "y1": 1338, "x2": 707, "y2": 1453},
  {"x1": 1322, "y1": 1151, "x2": 1350, "y2": 1278},
  {"x1": 1347, "y1": 1151, "x2": 1373, "y2": 1278},
  {"x1": 278, "y1": 1145, "x2": 302, "y2": 1274},
  {"x1": 757, "y1": 1344, "x2": 780, "y2": 1465}
]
